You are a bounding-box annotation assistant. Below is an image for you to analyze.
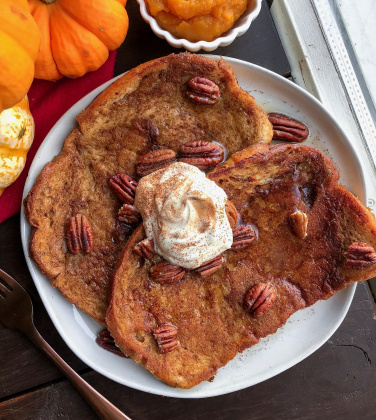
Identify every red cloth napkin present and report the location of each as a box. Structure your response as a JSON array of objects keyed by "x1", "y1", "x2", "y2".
[{"x1": 0, "y1": 51, "x2": 117, "y2": 224}]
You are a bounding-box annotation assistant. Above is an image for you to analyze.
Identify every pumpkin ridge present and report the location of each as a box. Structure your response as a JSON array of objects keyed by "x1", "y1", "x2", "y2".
[
  {"x1": 50, "y1": 5, "x2": 109, "y2": 78},
  {"x1": 30, "y1": 1, "x2": 63, "y2": 81},
  {"x1": 0, "y1": 0, "x2": 40, "y2": 61},
  {"x1": 0, "y1": 32, "x2": 35, "y2": 111},
  {"x1": 29, "y1": 0, "x2": 128, "y2": 80},
  {"x1": 0, "y1": 1, "x2": 39, "y2": 111},
  {"x1": 58, "y1": 0, "x2": 128, "y2": 51},
  {"x1": 58, "y1": 1, "x2": 97, "y2": 36}
]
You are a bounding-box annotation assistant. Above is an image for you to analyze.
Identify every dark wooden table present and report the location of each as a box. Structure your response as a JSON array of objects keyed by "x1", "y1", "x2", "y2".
[{"x1": 1, "y1": 1, "x2": 376, "y2": 419}]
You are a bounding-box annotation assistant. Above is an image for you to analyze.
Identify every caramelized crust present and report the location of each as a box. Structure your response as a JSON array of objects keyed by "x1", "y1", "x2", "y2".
[
  {"x1": 106, "y1": 144, "x2": 376, "y2": 388},
  {"x1": 24, "y1": 53, "x2": 272, "y2": 323}
]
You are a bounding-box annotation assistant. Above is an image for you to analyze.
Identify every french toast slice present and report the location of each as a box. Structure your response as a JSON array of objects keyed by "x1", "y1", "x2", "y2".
[
  {"x1": 106, "y1": 144, "x2": 376, "y2": 389},
  {"x1": 24, "y1": 53, "x2": 272, "y2": 323}
]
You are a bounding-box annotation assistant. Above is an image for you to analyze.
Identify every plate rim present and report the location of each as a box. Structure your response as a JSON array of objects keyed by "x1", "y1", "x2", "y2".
[{"x1": 20, "y1": 55, "x2": 361, "y2": 398}]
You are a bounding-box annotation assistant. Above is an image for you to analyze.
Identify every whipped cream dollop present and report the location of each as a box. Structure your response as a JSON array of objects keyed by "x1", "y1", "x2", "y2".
[{"x1": 134, "y1": 162, "x2": 233, "y2": 269}]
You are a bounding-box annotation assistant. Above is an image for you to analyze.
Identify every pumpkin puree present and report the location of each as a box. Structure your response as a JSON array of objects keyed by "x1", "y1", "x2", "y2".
[{"x1": 146, "y1": 0, "x2": 249, "y2": 42}]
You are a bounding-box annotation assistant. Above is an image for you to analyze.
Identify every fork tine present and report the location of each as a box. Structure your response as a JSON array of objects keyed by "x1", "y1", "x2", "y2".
[
  {"x1": 0, "y1": 281, "x2": 9, "y2": 295},
  {"x1": 0, "y1": 277, "x2": 13, "y2": 292},
  {"x1": 0, "y1": 269, "x2": 17, "y2": 290},
  {"x1": 0, "y1": 284, "x2": 8, "y2": 298},
  {"x1": 0, "y1": 269, "x2": 34, "y2": 332}
]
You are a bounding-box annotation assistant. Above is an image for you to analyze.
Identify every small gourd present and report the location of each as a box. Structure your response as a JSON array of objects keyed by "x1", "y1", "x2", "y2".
[
  {"x1": 0, "y1": 97, "x2": 34, "y2": 195},
  {"x1": 28, "y1": 0, "x2": 129, "y2": 81}
]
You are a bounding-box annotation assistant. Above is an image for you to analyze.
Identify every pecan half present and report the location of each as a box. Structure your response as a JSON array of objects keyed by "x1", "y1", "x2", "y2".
[
  {"x1": 289, "y1": 210, "x2": 308, "y2": 239},
  {"x1": 178, "y1": 140, "x2": 224, "y2": 171},
  {"x1": 109, "y1": 173, "x2": 138, "y2": 204},
  {"x1": 96, "y1": 329, "x2": 128, "y2": 358},
  {"x1": 194, "y1": 255, "x2": 223, "y2": 277},
  {"x1": 244, "y1": 283, "x2": 277, "y2": 317},
  {"x1": 136, "y1": 149, "x2": 176, "y2": 178},
  {"x1": 134, "y1": 238, "x2": 155, "y2": 259},
  {"x1": 66, "y1": 214, "x2": 94, "y2": 254},
  {"x1": 344, "y1": 242, "x2": 376, "y2": 269},
  {"x1": 150, "y1": 261, "x2": 185, "y2": 284},
  {"x1": 133, "y1": 118, "x2": 159, "y2": 144},
  {"x1": 153, "y1": 324, "x2": 179, "y2": 353},
  {"x1": 231, "y1": 225, "x2": 256, "y2": 250},
  {"x1": 186, "y1": 77, "x2": 220, "y2": 105},
  {"x1": 118, "y1": 204, "x2": 141, "y2": 224},
  {"x1": 268, "y1": 113, "x2": 309, "y2": 142},
  {"x1": 225, "y1": 200, "x2": 238, "y2": 229}
]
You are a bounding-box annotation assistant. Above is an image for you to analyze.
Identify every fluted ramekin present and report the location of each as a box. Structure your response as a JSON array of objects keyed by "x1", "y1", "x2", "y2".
[{"x1": 136, "y1": 0, "x2": 262, "y2": 52}]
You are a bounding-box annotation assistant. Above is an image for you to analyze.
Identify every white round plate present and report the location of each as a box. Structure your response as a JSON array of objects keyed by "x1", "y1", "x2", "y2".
[{"x1": 21, "y1": 56, "x2": 364, "y2": 398}]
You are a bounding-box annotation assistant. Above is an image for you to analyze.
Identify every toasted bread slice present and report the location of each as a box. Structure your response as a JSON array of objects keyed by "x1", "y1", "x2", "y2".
[
  {"x1": 106, "y1": 144, "x2": 376, "y2": 388},
  {"x1": 24, "y1": 53, "x2": 272, "y2": 323}
]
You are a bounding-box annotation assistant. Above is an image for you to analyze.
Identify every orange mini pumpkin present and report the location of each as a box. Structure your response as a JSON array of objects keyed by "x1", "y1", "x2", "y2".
[
  {"x1": 28, "y1": 0, "x2": 129, "y2": 81},
  {"x1": 0, "y1": 0, "x2": 40, "y2": 113},
  {"x1": 0, "y1": 96, "x2": 35, "y2": 196}
]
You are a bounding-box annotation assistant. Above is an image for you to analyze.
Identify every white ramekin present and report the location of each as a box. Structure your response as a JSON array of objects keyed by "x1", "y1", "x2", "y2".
[{"x1": 136, "y1": 0, "x2": 262, "y2": 52}]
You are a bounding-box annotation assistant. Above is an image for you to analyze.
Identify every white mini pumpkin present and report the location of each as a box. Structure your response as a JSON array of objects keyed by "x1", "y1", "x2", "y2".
[{"x1": 0, "y1": 96, "x2": 34, "y2": 195}]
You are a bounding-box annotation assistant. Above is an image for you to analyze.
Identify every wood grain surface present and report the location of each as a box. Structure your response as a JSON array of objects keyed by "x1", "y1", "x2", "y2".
[{"x1": 1, "y1": 214, "x2": 376, "y2": 419}]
